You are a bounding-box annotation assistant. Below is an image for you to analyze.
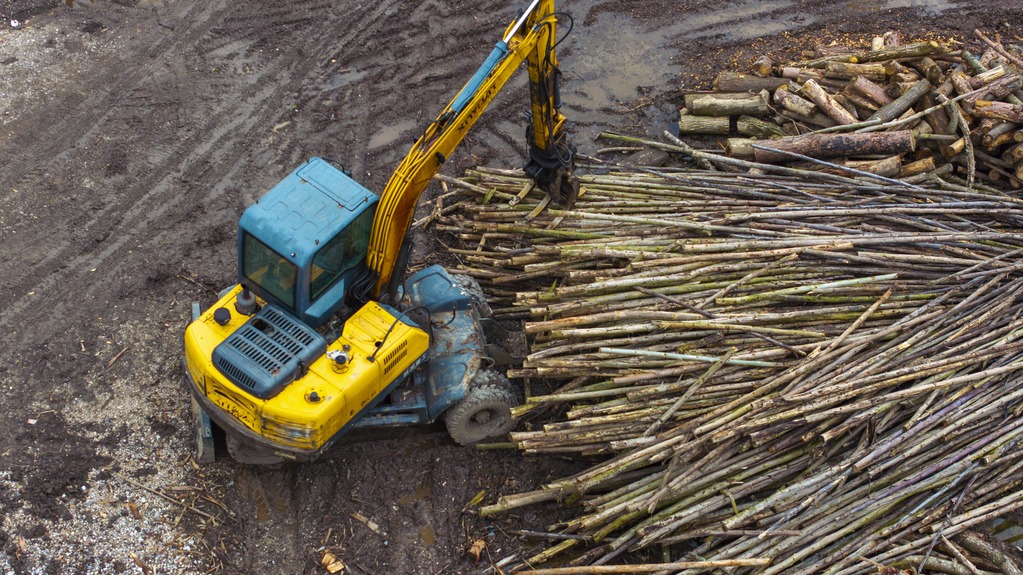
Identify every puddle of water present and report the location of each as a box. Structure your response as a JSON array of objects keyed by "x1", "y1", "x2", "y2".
[
  {"x1": 848, "y1": 0, "x2": 955, "y2": 13},
  {"x1": 399, "y1": 461, "x2": 434, "y2": 506},
  {"x1": 325, "y1": 68, "x2": 370, "y2": 91},
  {"x1": 398, "y1": 481, "x2": 433, "y2": 505},
  {"x1": 368, "y1": 119, "x2": 419, "y2": 150},
  {"x1": 563, "y1": 12, "x2": 676, "y2": 109},
  {"x1": 419, "y1": 525, "x2": 436, "y2": 547}
]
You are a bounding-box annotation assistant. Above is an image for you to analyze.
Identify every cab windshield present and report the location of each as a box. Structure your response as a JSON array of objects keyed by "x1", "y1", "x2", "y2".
[
  {"x1": 310, "y1": 209, "x2": 373, "y2": 300},
  {"x1": 242, "y1": 233, "x2": 297, "y2": 309}
]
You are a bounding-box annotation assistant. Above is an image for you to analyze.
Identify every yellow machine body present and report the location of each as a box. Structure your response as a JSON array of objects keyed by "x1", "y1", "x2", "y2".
[{"x1": 184, "y1": 286, "x2": 428, "y2": 456}]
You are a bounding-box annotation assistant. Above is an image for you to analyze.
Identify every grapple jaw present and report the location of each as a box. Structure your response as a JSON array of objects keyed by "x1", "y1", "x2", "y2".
[{"x1": 524, "y1": 134, "x2": 579, "y2": 208}]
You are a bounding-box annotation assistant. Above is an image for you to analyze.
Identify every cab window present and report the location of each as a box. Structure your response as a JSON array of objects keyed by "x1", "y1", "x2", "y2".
[
  {"x1": 310, "y1": 209, "x2": 373, "y2": 300},
  {"x1": 242, "y1": 233, "x2": 297, "y2": 309}
]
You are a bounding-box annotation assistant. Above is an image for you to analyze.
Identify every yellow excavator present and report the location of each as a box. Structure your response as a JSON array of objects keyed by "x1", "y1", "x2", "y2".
[{"x1": 182, "y1": 0, "x2": 577, "y2": 464}]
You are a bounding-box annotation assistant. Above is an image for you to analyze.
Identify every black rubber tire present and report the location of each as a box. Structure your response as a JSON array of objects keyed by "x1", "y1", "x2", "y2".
[
  {"x1": 451, "y1": 273, "x2": 492, "y2": 318},
  {"x1": 444, "y1": 370, "x2": 517, "y2": 445},
  {"x1": 225, "y1": 434, "x2": 287, "y2": 466}
]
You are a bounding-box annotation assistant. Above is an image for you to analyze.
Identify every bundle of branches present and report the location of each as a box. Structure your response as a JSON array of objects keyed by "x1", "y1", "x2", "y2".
[
  {"x1": 431, "y1": 164, "x2": 1023, "y2": 574},
  {"x1": 676, "y1": 30, "x2": 1022, "y2": 190}
]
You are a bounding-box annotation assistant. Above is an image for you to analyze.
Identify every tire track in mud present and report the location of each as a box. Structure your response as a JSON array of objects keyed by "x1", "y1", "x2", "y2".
[{"x1": 0, "y1": 0, "x2": 401, "y2": 345}]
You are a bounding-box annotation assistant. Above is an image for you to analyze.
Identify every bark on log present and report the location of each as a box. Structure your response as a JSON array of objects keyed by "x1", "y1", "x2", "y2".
[
  {"x1": 902, "y1": 156, "x2": 936, "y2": 177},
  {"x1": 839, "y1": 90, "x2": 879, "y2": 113},
  {"x1": 882, "y1": 30, "x2": 901, "y2": 48},
  {"x1": 751, "y1": 55, "x2": 774, "y2": 78},
  {"x1": 713, "y1": 71, "x2": 788, "y2": 92},
  {"x1": 801, "y1": 79, "x2": 859, "y2": 125},
  {"x1": 752, "y1": 131, "x2": 916, "y2": 163},
  {"x1": 779, "y1": 109, "x2": 838, "y2": 129},
  {"x1": 982, "y1": 122, "x2": 1018, "y2": 147},
  {"x1": 833, "y1": 94, "x2": 861, "y2": 119},
  {"x1": 887, "y1": 81, "x2": 919, "y2": 99},
  {"x1": 869, "y1": 79, "x2": 933, "y2": 122},
  {"x1": 677, "y1": 114, "x2": 731, "y2": 135},
  {"x1": 918, "y1": 94, "x2": 951, "y2": 134},
  {"x1": 891, "y1": 71, "x2": 923, "y2": 84},
  {"x1": 950, "y1": 70, "x2": 976, "y2": 96},
  {"x1": 737, "y1": 115, "x2": 786, "y2": 138},
  {"x1": 726, "y1": 138, "x2": 757, "y2": 159},
  {"x1": 774, "y1": 85, "x2": 818, "y2": 118},
  {"x1": 970, "y1": 65, "x2": 1009, "y2": 89},
  {"x1": 942, "y1": 137, "x2": 967, "y2": 158},
  {"x1": 690, "y1": 93, "x2": 769, "y2": 117},
  {"x1": 825, "y1": 62, "x2": 887, "y2": 81},
  {"x1": 849, "y1": 76, "x2": 894, "y2": 106},
  {"x1": 798, "y1": 41, "x2": 946, "y2": 68},
  {"x1": 627, "y1": 147, "x2": 671, "y2": 167},
  {"x1": 909, "y1": 57, "x2": 945, "y2": 85},
  {"x1": 984, "y1": 130, "x2": 1017, "y2": 150},
  {"x1": 954, "y1": 531, "x2": 1023, "y2": 575},
  {"x1": 843, "y1": 155, "x2": 903, "y2": 177},
  {"x1": 683, "y1": 92, "x2": 762, "y2": 108},
  {"x1": 972, "y1": 100, "x2": 1024, "y2": 123},
  {"x1": 884, "y1": 60, "x2": 913, "y2": 77}
]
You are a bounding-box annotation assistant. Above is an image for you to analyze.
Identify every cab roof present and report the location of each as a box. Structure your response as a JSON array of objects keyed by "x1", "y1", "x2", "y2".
[{"x1": 238, "y1": 158, "x2": 378, "y2": 263}]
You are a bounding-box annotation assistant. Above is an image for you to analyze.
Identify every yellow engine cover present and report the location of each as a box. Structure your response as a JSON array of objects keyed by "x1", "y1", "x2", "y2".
[{"x1": 184, "y1": 287, "x2": 429, "y2": 455}]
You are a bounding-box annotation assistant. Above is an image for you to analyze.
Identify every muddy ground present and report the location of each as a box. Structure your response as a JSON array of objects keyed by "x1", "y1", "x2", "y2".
[{"x1": 0, "y1": 0, "x2": 1020, "y2": 573}]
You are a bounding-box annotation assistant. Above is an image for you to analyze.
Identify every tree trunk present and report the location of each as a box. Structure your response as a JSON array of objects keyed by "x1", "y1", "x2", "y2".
[
  {"x1": 824, "y1": 61, "x2": 886, "y2": 81},
  {"x1": 954, "y1": 531, "x2": 1023, "y2": 575},
  {"x1": 848, "y1": 76, "x2": 894, "y2": 106},
  {"x1": 752, "y1": 131, "x2": 916, "y2": 163},
  {"x1": 869, "y1": 79, "x2": 932, "y2": 122},
  {"x1": 779, "y1": 109, "x2": 838, "y2": 129},
  {"x1": 726, "y1": 138, "x2": 757, "y2": 159},
  {"x1": 736, "y1": 115, "x2": 786, "y2": 138},
  {"x1": 690, "y1": 93, "x2": 769, "y2": 117},
  {"x1": 902, "y1": 156, "x2": 936, "y2": 177},
  {"x1": 972, "y1": 100, "x2": 1023, "y2": 123},
  {"x1": 774, "y1": 85, "x2": 818, "y2": 118},
  {"x1": 713, "y1": 71, "x2": 788, "y2": 92},
  {"x1": 751, "y1": 55, "x2": 774, "y2": 78},
  {"x1": 798, "y1": 40, "x2": 946, "y2": 68},
  {"x1": 677, "y1": 114, "x2": 730, "y2": 135},
  {"x1": 801, "y1": 79, "x2": 859, "y2": 125},
  {"x1": 843, "y1": 155, "x2": 903, "y2": 177}
]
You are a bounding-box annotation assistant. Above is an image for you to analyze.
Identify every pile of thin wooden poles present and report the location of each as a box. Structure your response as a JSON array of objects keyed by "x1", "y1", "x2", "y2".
[
  {"x1": 431, "y1": 165, "x2": 1023, "y2": 574},
  {"x1": 679, "y1": 30, "x2": 1022, "y2": 190}
]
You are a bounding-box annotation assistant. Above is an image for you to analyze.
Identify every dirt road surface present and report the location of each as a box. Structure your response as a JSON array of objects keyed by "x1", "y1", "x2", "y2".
[{"x1": 1, "y1": 0, "x2": 1020, "y2": 573}]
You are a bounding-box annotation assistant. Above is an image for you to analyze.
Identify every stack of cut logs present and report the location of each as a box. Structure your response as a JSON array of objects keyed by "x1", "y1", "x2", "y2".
[
  {"x1": 676, "y1": 31, "x2": 1022, "y2": 190},
  {"x1": 433, "y1": 163, "x2": 1022, "y2": 575}
]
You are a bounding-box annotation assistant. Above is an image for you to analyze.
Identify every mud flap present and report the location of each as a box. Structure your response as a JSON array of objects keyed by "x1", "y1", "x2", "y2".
[
  {"x1": 189, "y1": 300, "x2": 217, "y2": 464},
  {"x1": 480, "y1": 318, "x2": 519, "y2": 367},
  {"x1": 191, "y1": 396, "x2": 217, "y2": 464}
]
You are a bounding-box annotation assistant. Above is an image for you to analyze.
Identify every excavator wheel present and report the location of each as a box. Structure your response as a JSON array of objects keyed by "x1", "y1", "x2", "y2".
[
  {"x1": 445, "y1": 370, "x2": 517, "y2": 445},
  {"x1": 226, "y1": 434, "x2": 287, "y2": 467},
  {"x1": 451, "y1": 273, "x2": 492, "y2": 318}
]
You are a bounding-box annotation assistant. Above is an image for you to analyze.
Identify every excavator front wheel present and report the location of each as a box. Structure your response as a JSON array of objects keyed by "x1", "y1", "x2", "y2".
[{"x1": 445, "y1": 370, "x2": 517, "y2": 445}]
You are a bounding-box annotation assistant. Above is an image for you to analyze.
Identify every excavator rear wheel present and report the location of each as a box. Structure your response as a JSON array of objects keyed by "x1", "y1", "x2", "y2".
[
  {"x1": 226, "y1": 434, "x2": 287, "y2": 466},
  {"x1": 445, "y1": 370, "x2": 517, "y2": 445}
]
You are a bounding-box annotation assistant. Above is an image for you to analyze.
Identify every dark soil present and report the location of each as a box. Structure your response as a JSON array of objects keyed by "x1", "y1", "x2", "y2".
[{"x1": 0, "y1": 0, "x2": 1019, "y2": 573}]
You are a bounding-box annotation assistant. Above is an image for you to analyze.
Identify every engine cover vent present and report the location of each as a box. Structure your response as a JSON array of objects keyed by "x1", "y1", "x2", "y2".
[{"x1": 212, "y1": 305, "x2": 326, "y2": 399}]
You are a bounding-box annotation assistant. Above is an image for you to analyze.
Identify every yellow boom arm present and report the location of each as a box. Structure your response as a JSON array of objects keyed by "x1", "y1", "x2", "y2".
[{"x1": 366, "y1": 0, "x2": 573, "y2": 298}]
